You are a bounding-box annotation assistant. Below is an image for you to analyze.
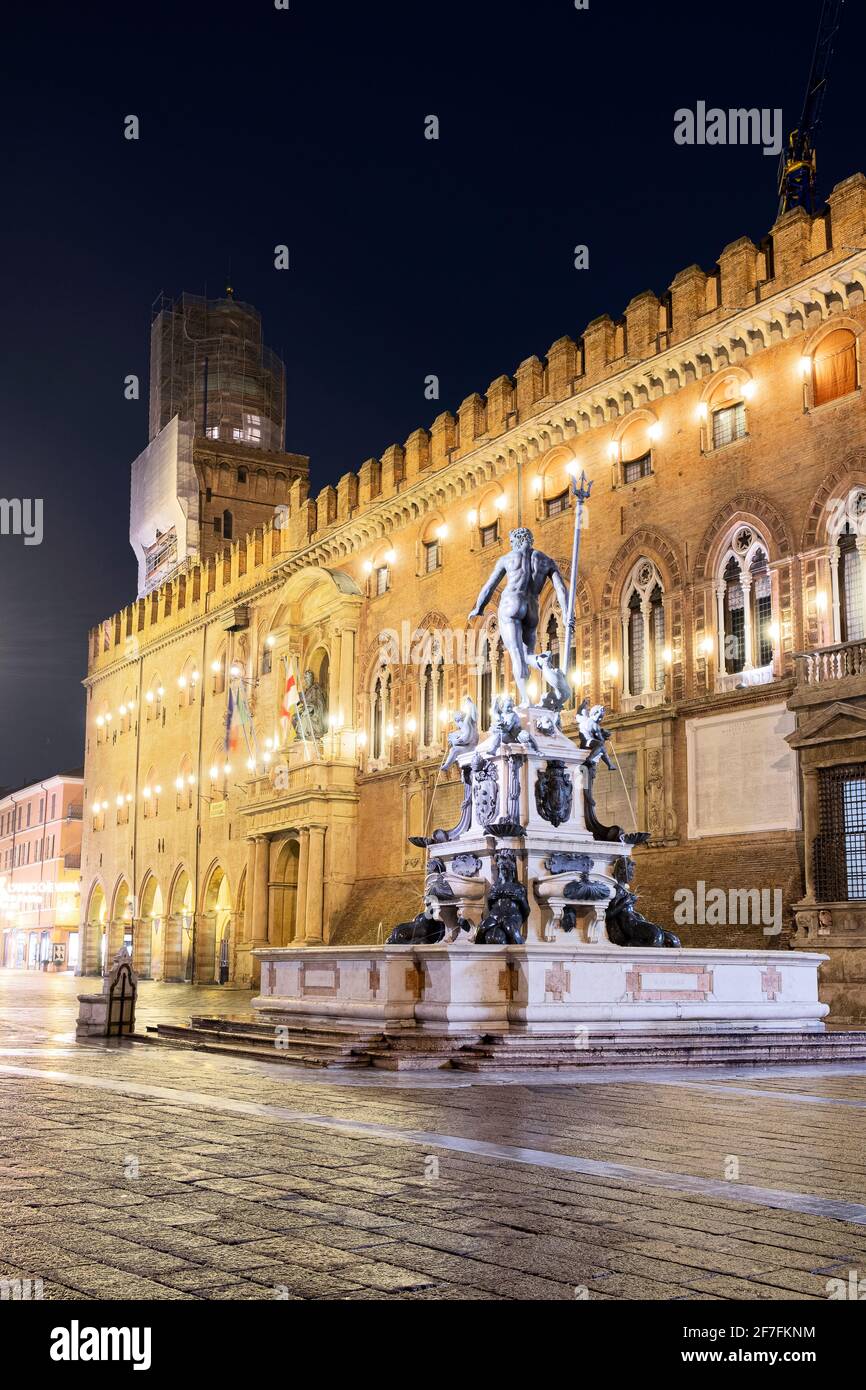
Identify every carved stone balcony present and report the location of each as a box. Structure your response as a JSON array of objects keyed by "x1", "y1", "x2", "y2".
[{"x1": 791, "y1": 639, "x2": 866, "y2": 712}]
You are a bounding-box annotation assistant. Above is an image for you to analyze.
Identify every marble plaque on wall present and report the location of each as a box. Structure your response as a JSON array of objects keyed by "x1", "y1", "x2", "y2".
[
  {"x1": 686, "y1": 702, "x2": 799, "y2": 839},
  {"x1": 593, "y1": 750, "x2": 639, "y2": 834}
]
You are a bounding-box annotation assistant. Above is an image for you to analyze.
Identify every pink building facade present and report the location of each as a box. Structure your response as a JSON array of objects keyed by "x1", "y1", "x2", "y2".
[{"x1": 0, "y1": 770, "x2": 84, "y2": 972}]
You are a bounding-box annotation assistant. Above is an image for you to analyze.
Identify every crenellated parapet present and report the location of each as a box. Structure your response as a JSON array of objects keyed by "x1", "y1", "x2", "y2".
[{"x1": 88, "y1": 172, "x2": 866, "y2": 678}]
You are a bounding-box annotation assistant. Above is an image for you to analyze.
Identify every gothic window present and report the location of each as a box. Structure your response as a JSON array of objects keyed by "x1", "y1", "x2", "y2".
[
  {"x1": 717, "y1": 528, "x2": 776, "y2": 680},
  {"x1": 420, "y1": 650, "x2": 445, "y2": 751},
  {"x1": 370, "y1": 668, "x2": 392, "y2": 763},
  {"x1": 839, "y1": 530, "x2": 865, "y2": 643},
  {"x1": 621, "y1": 559, "x2": 665, "y2": 699}
]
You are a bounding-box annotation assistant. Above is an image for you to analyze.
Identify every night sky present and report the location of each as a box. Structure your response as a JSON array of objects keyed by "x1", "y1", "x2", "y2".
[{"x1": 0, "y1": 0, "x2": 862, "y2": 789}]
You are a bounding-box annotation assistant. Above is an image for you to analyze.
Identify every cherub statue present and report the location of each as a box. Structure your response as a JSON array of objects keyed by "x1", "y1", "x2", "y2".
[
  {"x1": 480, "y1": 694, "x2": 540, "y2": 756},
  {"x1": 441, "y1": 696, "x2": 478, "y2": 772},
  {"x1": 576, "y1": 699, "x2": 614, "y2": 772}
]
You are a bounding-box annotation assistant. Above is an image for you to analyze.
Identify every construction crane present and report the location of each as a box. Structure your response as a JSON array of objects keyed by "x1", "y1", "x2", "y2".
[{"x1": 777, "y1": 0, "x2": 845, "y2": 217}]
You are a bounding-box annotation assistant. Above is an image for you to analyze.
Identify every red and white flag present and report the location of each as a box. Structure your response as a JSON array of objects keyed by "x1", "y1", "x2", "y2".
[{"x1": 280, "y1": 658, "x2": 299, "y2": 744}]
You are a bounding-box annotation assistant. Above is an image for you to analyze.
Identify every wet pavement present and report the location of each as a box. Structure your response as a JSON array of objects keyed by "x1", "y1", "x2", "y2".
[{"x1": 2, "y1": 968, "x2": 866, "y2": 1300}]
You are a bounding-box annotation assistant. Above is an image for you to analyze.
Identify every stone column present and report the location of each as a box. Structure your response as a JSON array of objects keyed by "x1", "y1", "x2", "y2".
[
  {"x1": 740, "y1": 572, "x2": 754, "y2": 670},
  {"x1": 640, "y1": 597, "x2": 653, "y2": 695},
  {"x1": 252, "y1": 836, "x2": 270, "y2": 944},
  {"x1": 131, "y1": 919, "x2": 148, "y2": 977},
  {"x1": 802, "y1": 769, "x2": 820, "y2": 902},
  {"x1": 163, "y1": 914, "x2": 184, "y2": 982},
  {"x1": 829, "y1": 542, "x2": 841, "y2": 643},
  {"x1": 715, "y1": 583, "x2": 726, "y2": 677},
  {"x1": 243, "y1": 837, "x2": 256, "y2": 942},
  {"x1": 304, "y1": 825, "x2": 326, "y2": 943},
  {"x1": 294, "y1": 829, "x2": 309, "y2": 942}
]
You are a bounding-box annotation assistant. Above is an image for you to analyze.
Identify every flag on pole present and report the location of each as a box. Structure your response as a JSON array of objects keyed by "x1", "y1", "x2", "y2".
[
  {"x1": 280, "y1": 657, "x2": 300, "y2": 745},
  {"x1": 236, "y1": 684, "x2": 258, "y2": 763},
  {"x1": 224, "y1": 686, "x2": 240, "y2": 756}
]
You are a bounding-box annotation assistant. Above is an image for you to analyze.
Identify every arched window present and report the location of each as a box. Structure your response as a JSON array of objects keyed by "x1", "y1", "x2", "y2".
[
  {"x1": 621, "y1": 559, "x2": 666, "y2": 708},
  {"x1": 704, "y1": 375, "x2": 749, "y2": 451},
  {"x1": 478, "y1": 628, "x2": 505, "y2": 726},
  {"x1": 419, "y1": 642, "x2": 446, "y2": 753},
  {"x1": 476, "y1": 490, "x2": 505, "y2": 550},
  {"x1": 91, "y1": 789, "x2": 106, "y2": 832},
  {"x1": 207, "y1": 745, "x2": 229, "y2": 802},
  {"x1": 619, "y1": 417, "x2": 655, "y2": 484},
  {"x1": 370, "y1": 664, "x2": 392, "y2": 764},
  {"x1": 145, "y1": 677, "x2": 164, "y2": 721},
  {"x1": 142, "y1": 768, "x2": 160, "y2": 819},
  {"x1": 177, "y1": 656, "x2": 198, "y2": 708},
  {"x1": 829, "y1": 490, "x2": 866, "y2": 644},
  {"x1": 211, "y1": 646, "x2": 227, "y2": 695},
  {"x1": 119, "y1": 689, "x2": 133, "y2": 735},
  {"x1": 812, "y1": 329, "x2": 857, "y2": 407},
  {"x1": 420, "y1": 518, "x2": 445, "y2": 574},
  {"x1": 175, "y1": 755, "x2": 195, "y2": 811},
  {"x1": 115, "y1": 778, "x2": 131, "y2": 827},
  {"x1": 95, "y1": 703, "x2": 111, "y2": 745},
  {"x1": 715, "y1": 527, "x2": 776, "y2": 690}
]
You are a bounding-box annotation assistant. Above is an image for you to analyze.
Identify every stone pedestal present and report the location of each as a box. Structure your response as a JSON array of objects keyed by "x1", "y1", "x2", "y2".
[
  {"x1": 249, "y1": 704, "x2": 829, "y2": 1058},
  {"x1": 252, "y1": 942, "x2": 828, "y2": 1035}
]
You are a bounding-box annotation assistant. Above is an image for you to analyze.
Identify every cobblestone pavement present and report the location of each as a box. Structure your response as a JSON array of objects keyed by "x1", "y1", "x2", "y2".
[{"x1": 2, "y1": 969, "x2": 866, "y2": 1301}]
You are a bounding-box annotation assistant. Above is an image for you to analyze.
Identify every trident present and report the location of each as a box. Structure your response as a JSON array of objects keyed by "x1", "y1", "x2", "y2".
[{"x1": 563, "y1": 469, "x2": 593, "y2": 658}]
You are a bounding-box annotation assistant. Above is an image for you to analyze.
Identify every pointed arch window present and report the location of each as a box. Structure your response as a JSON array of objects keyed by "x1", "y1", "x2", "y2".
[
  {"x1": 716, "y1": 528, "x2": 776, "y2": 688},
  {"x1": 370, "y1": 668, "x2": 392, "y2": 763},
  {"x1": 621, "y1": 560, "x2": 665, "y2": 704},
  {"x1": 839, "y1": 528, "x2": 866, "y2": 643}
]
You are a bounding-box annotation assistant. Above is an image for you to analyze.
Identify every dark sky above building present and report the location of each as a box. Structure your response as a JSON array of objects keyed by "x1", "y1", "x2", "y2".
[{"x1": 0, "y1": 0, "x2": 862, "y2": 787}]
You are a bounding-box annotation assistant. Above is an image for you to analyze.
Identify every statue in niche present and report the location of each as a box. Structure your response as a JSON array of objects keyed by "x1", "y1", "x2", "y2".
[
  {"x1": 292, "y1": 669, "x2": 328, "y2": 741},
  {"x1": 469, "y1": 526, "x2": 569, "y2": 707},
  {"x1": 441, "y1": 697, "x2": 478, "y2": 772},
  {"x1": 605, "y1": 857, "x2": 680, "y2": 948},
  {"x1": 475, "y1": 849, "x2": 530, "y2": 945}
]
